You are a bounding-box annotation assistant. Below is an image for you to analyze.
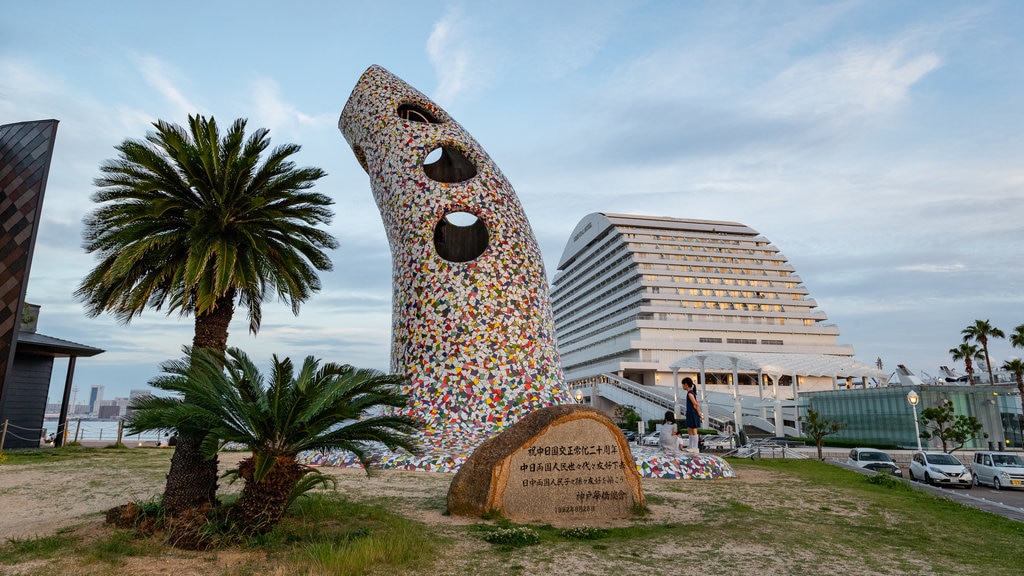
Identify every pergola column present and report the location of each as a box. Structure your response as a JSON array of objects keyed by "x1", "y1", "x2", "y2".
[
  {"x1": 732, "y1": 358, "x2": 742, "y2": 439},
  {"x1": 672, "y1": 367, "x2": 680, "y2": 418}
]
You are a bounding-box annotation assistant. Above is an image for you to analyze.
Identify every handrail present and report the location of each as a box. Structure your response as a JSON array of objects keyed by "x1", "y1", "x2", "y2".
[{"x1": 569, "y1": 374, "x2": 675, "y2": 409}]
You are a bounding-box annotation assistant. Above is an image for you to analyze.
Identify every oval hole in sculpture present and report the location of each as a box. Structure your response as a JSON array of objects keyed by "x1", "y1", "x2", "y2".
[
  {"x1": 397, "y1": 104, "x2": 441, "y2": 124},
  {"x1": 434, "y1": 211, "x2": 489, "y2": 263},
  {"x1": 423, "y1": 145, "x2": 478, "y2": 183}
]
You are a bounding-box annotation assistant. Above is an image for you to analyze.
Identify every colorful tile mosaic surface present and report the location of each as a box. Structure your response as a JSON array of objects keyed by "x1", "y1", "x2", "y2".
[
  {"x1": 339, "y1": 65, "x2": 570, "y2": 447},
  {"x1": 297, "y1": 442, "x2": 736, "y2": 480}
]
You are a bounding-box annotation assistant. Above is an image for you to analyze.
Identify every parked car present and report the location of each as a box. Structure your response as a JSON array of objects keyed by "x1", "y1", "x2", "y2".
[
  {"x1": 621, "y1": 430, "x2": 639, "y2": 443},
  {"x1": 846, "y1": 448, "x2": 902, "y2": 477},
  {"x1": 642, "y1": 430, "x2": 661, "y2": 446},
  {"x1": 748, "y1": 437, "x2": 803, "y2": 448},
  {"x1": 971, "y1": 451, "x2": 1024, "y2": 490},
  {"x1": 703, "y1": 435, "x2": 734, "y2": 450},
  {"x1": 908, "y1": 451, "x2": 972, "y2": 488}
]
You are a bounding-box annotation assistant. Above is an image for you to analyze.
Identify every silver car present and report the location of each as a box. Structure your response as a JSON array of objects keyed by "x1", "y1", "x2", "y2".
[
  {"x1": 908, "y1": 451, "x2": 972, "y2": 488},
  {"x1": 703, "y1": 435, "x2": 734, "y2": 450},
  {"x1": 972, "y1": 451, "x2": 1024, "y2": 490}
]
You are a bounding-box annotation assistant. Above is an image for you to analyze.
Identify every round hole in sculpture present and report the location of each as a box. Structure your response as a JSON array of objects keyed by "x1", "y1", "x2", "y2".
[
  {"x1": 397, "y1": 103, "x2": 440, "y2": 124},
  {"x1": 434, "y1": 211, "x2": 489, "y2": 263},
  {"x1": 423, "y1": 145, "x2": 478, "y2": 183}
]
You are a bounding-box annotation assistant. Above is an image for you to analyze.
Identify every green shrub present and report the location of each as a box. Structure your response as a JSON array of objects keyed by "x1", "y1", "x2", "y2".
[{"x1": 865, "y1": 471, "x2": 912, "y2": 490}]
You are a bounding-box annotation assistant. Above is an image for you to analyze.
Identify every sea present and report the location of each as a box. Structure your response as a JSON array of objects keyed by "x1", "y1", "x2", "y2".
[{"x1": 41, "y1": 419, "x2": 165, "y2": 444}]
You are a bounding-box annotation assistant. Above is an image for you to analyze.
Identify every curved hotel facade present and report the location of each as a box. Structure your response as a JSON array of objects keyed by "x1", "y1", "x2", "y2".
[{"x1": 551, "y1": 213, "x2": 857, "y2": 394}]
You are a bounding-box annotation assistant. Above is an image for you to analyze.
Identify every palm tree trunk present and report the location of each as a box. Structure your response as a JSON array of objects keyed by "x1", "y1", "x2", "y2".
[
  {"x1": 231, "y1": 455, "x2": 306, "y2": 535},
  {"x1": 162, "y1": 290, "x2": 236, "y2": 516},
  {"x1": 162, "y1": 434, "x2": 220, "y2": 516},
  {"x1": 982, "y1": 340, "x2": 995, "y2": 385},
  {"x1": 192, "y1": 290, "x2": 235, "y2": 352}
]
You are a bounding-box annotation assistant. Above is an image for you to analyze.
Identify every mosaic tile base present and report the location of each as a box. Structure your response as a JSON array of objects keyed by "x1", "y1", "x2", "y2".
[{"x1": 296, "y1": 436, "x2": 735, "y2": 480}]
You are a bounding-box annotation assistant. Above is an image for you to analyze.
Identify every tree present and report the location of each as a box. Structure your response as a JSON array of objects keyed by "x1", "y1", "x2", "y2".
[
  {"x1": 77, "y1": 115, "x2": 337, "y2": 516},
  {"x1": 126, "y1": 347, "x2": 421, "y2": 536},
  {"x1": 614, "y1": 404, "x2": 641, "y2": 430},
  {"x1": 1010, "y1": 323, "x2": 1024, "y2": 350},
  {"x1": 1001, "y1": 358, "x2": 1024, "y2": 404},
  {"x1": 962, "y1": 319, "x2": 1005, "y2": 385},
  {"x1": 918, "y1": 400, "x2": 986, "y2": 453},
  {"x1": 803, "y1": 409, "x2": 843, "y2": 460},
  {"x1": 949, "y1": 342, "x2": 984, "y2": 385}
]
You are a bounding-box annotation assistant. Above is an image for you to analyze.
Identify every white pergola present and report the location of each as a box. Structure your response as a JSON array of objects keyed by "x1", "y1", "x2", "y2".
[{"x1": 668, "y1": 352, "x2": 889, "y2": 437}]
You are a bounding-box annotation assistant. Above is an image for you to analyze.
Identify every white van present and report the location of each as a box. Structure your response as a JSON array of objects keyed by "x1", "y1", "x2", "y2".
[{"x1": 971, "y1": 451, "x2": 1024, "y2": 490}]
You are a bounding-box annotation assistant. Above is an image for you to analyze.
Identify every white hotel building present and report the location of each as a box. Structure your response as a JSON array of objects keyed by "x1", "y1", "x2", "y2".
[{"x1": 550, "y1": 213, "x2": 884, "y2": 431}]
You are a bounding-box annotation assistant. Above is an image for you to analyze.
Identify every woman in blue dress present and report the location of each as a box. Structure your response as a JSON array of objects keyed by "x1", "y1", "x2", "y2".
[{"x1": 682, "y1": 377, "x2": 703, "y2": 453}]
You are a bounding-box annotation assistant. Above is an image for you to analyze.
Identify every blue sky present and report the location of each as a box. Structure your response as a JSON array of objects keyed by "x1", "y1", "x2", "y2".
[{"x1": 2, "y1": 1, "x2": 1022, "y2": 402}]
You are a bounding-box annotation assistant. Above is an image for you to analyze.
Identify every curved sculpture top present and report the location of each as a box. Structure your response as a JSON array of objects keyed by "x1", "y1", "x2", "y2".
[{"x1": 339, "y1": 65, "x2": 569, "y2": 444}]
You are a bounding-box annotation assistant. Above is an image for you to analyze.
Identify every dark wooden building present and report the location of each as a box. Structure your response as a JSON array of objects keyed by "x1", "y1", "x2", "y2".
[
  {"x1": 0, "y1": 305, "x2": 103, "y2": 448},
  {"x1": 1, "y1": 119, "x2": 104, "y2": 449}
]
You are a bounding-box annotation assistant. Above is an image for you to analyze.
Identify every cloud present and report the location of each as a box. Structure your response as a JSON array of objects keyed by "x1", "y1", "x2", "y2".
[
  {"x1": 249, "y1": 77, "x2": 335, "y2": 139},
  {"x1": 759, "y1": 41, "x2": 942, "y2": 121},
  {"x1": 133, "y1": 55, "x2": 200, "y2": 118},
  {"x1": 426, "y1": 8, "x2": 475, "y2": 104},
  {"x1": 897, "y1": 263, "x2": 968, "y2": 274}
]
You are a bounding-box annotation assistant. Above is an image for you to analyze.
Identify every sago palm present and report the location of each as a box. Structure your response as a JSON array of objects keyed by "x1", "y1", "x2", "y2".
[
  {"x1": 126, "y1": 347, "x2": 421, "y2": 535},
  {"x1": 949, "y1": 342, "x2": 984, "y2": 385},
  {"x1": 76, "y1": 115, "x2": 337, "y2": 515},
  {"x1": 961, "y1": 319, "x2": 1005, "y2": 385}
]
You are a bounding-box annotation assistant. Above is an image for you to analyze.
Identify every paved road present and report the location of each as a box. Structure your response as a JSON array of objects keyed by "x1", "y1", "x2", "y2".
[
  {"x1": 832, "y1": 459, "x2": 1024, "y2": 523},
  {"x1": 915, "y1": 479, "x2": 1024, "y2": 522}
]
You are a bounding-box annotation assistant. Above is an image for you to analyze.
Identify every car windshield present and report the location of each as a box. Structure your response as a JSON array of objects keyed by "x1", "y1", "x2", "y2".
[
  {"x1": 860, "y1": 451, "x2": 892, "y2": 462},
  {"x1": 993, "y1": 454, "x2": 1024, "y2": 467},
  {"x1": 925, "y1": 453, "x2": 960, "y2": 466}
]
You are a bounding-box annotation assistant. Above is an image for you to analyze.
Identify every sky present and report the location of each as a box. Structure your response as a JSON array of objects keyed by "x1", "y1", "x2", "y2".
[{"x1": 2, "y1": 0, "x2": 1022, "y2": 403}]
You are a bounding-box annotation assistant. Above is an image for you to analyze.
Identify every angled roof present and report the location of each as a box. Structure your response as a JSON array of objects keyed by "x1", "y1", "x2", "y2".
[
  {"x1": 16, "y1": 331, "x2": 104, "y2": 358},
  {"x1": 669, "y1": 351, "x2": 887, "y2": 381}
]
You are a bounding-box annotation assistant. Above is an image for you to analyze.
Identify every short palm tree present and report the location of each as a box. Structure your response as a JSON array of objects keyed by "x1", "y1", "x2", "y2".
[
  {"x1": 961, "y1": 319, "x2": 1005, "y2": 385},
  {"x1": 126, "y1": 347, "x2": 422, "y2": 535},
  {"x1": 949, "y1": 342, "x2": 984, "y2": 385},
  {"x1": 76, "y1": 115, "x2": 337, "y2": 515},
  {"x1": 1002, "y1": 358, "x2": 1024, "y2": 404}
]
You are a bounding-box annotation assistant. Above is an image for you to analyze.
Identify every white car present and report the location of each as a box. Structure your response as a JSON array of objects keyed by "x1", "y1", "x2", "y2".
[
  {"x1": 642, "y1": 430, "x2": 661, "y2": 446},
  {"x1": 846, "y1": 448, "x2": 902, "y2": 477},
  {"x1": 908, "y1": 451, "x2": 972, "y2": 488},
  {"x1": 703, "y1": 435, "x2": 734, "y2": 450},
  {"x1": 972, "y1": 451, "x2": 1024, "y2": 490}
]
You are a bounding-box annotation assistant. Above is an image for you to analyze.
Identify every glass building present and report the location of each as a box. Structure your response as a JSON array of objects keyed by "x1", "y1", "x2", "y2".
[{"x1": 804, "y1": 385, "x2": 1021, "y2": 450}]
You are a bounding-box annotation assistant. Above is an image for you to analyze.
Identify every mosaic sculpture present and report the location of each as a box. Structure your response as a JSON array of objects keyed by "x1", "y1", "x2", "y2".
[{"x1": 339, "y1": 65, "x2": 571, "y2": 449}]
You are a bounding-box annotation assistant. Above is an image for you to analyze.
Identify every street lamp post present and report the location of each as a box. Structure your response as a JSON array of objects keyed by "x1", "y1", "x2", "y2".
[{"x1": 907, "y1": 390, "x2": 923, "y2": 451}]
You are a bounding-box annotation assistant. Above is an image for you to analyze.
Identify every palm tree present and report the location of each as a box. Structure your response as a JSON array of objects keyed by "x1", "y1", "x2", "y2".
[
  {"x1": 949, "y1": 342, "x2": 984, "y2": 385},
  {"x1": 961, "y1": 319, "x2": 1005, "y2": 385},
  {"x1": 76, "y1": 115, "x2": 337, "y2": 515},
  {"x1": 1011, "y1": 323, "x2": 1024, "y2": 350},
  {"x1": 126, "y1": 347, "x2": 421, "y2": 535},
  {"x1": 1002, "y1": 358, "x2": 1024, "y2": 404}
]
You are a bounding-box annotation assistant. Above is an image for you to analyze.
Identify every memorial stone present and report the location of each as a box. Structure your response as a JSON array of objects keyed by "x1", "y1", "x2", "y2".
[{"x1": 447, "y1": 405, "x2": 645, "y2": 524}]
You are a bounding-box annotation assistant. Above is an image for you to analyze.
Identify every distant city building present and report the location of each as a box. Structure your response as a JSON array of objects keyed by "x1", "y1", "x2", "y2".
[
  {"x1": 88, "y1": 385, "x2": 103, "y2": 414},
  {"x1": 97, "y1": 404, "x2": 121, "y2": 419},
  {"x1": 552, "y1": 213, "x2": 856, "y2": 389}
]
